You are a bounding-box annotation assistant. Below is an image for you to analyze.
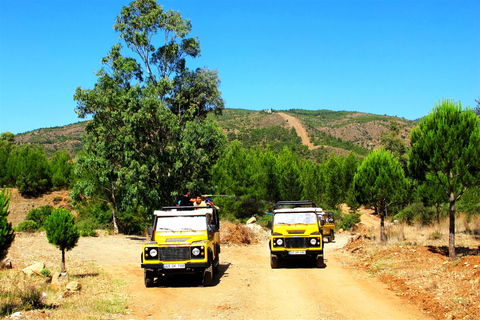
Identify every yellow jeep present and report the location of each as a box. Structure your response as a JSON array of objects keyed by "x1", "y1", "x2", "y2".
[
  {"x1": 270, "y1": 201, "x2": 326, "y2": 268},
  {"x1": 141, "y1": 205, "x2": 220, "y2": 287},
  {"x1": 318, "y1": 211, "x2": 335, "y2": 243}
]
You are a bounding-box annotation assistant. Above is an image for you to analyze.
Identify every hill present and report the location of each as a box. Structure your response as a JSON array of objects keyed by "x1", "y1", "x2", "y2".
[{"x1": 12, "y1": 109, "x2": 415, "y2": 157}]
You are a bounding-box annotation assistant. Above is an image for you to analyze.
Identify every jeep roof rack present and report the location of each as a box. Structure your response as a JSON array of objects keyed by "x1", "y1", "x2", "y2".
[{"x1": 274, "y1": 200, "x2": 316, "y2": 210}]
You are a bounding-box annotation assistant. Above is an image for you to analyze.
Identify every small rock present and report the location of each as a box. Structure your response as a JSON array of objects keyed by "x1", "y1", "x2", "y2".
[
  {"x1": 51, "y1": 272, "x2": 69, "y2": 290},
  {"x1": 1, "y1": 258, "x2": 12, "y2": 269},
  {"x1": 246, "y1": 216, "x2": 256, "y2": 224},
  {"x1": 66, "y1": 281, "x2": 82, "y2": 292},
  {"x1": 22, "y1": 262, "x2": 44, "y2": 276}
]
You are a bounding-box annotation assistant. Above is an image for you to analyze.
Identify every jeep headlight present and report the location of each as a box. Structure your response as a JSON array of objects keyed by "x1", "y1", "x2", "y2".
[
  {"x1": 191, "y1": 246, "x2": 204, "y2": 259},
  {"x1": 192, "y1": 247, "x2": 201, "y2": 256},
  {"x1": 149, "y1": 248, "x2": 158, "y2": 257},
  {"x1": 310, "y1": 238, "x2": 317, "y2": 245},
  {"x1": 144, "y1": 247, "x2": 159, "y2": 260},
  {"x1": 276, "y1": 238, "x2": 283, "y2": 246}
]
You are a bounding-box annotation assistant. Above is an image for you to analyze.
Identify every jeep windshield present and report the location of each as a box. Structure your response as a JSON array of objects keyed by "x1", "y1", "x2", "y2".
[
  {"x1": 273, "y1": 212, "x2": 317, "y2": 225},
  {"x1": 155, "y1": 215, "x2": 207, "y2": 232}
]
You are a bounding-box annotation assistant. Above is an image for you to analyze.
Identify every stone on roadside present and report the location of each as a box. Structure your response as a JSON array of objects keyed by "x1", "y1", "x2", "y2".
[
  {"x1": 22, "y1": 262, "x2": 44, "y2": 276},
  {"x1": 246, "y1": 216, "x2": 256, "y2": 224},
  {"x1": 66, "y1": 281, "x2": 82, "y2": 292},
  {"x1": 51, "y1": 272, "x2": 69, "y2": 290},
  {"x1": 1, "y1": 258, "x2": 12, "y2": 269}
]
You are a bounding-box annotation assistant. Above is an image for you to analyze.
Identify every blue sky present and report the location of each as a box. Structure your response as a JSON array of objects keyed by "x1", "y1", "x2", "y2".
[{"x1": 1, "y1": 0, "x2": 479, "y2": 135}]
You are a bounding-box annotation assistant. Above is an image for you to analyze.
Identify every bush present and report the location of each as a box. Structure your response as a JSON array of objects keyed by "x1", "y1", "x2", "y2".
[
  {"x1": 394, "y1": 202, "x2": 436, "y2": 225},
  {"x1": 26, "y1": 205, "x2": 53, "y2": 228},
  {"x1": 76, "y1": 218, "x2": 98, "y2": 237},
  {"x1": 0, "y1": 188, "x2": 15, "y2": 261},
  {"x1": 15, "y1": 220, "x2": 39, "y2": 232},
  {"x1": 340, "y1": 212, "x2": 361, "y2": 231}
]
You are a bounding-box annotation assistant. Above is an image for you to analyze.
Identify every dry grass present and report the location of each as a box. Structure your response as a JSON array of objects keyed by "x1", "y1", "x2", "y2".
[
  {"x1": 342, "y1": 214, "x2": 480, "y2": 319},
  {"x1": 0, "y1": 260, "x2": 128, "y2": 319}
]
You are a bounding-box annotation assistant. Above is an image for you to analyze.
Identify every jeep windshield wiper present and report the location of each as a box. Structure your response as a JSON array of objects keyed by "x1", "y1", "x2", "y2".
[{"x1": 180, "y1": 227, "x2": 194, "y2": 231}]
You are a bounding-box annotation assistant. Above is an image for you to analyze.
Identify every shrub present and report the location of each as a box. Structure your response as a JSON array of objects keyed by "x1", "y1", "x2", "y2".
[
  {"x1": 26, "y1": 205, "x2": 53, "y2": 228},
  {"x1": 340, "y1": 212, "x2": 361, "y2": 231},
  {"x1": 394, "y1": 202, "x2": 436, "y2": 226},
  {"x1": 15, "y1": 220, "x2": 39, "y2": 232},
  {"x1": 0, "y1": 188, "x2": 15, "y2": 261},
  {"x1": 76, "y1": 218, "x2": 98, "y2": 237}
]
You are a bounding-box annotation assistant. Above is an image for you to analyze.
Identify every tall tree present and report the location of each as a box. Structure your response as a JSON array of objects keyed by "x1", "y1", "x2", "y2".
[
  {"x1": 354, "y1": 149, "x2": 408, "y2": 241},
  {"x1": 324, "y1": 153, "x2": 343, "y2": 209},
  {"x1": 409, "y1": 99, "x2": 480, "y2": 259},
  {"x1": 73, "y1": 0, "x2": 226, "y2": 230}
]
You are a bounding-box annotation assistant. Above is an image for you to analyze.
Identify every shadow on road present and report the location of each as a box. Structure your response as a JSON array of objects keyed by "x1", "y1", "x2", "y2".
[{"x1": 150, "y1": 262, "x2": 232, "y2": 288}]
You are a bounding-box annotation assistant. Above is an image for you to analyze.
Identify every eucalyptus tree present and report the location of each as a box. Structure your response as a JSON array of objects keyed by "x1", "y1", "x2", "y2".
[
  {"x1": 74, "y1": 0, "x2": 226, "y2": 231},
  {"x1": 354, "y1": 148, "x2": 408, "y2": 241},
  {"x1": 409, "y1": 99, "x2": 480, "y2": 259}
]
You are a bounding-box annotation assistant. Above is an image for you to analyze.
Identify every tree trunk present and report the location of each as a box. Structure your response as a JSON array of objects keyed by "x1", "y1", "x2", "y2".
[
  {"x1": 449, "y1": 191, "x2": 456, "y2": 260},
  {"x1": 111, "y1": 181, "x2": 119, "y2": 234},
  {"x1": 379, "y1": 205, "x2": 386, "y2": 242},
  {"x1": 61, "y1": 248, "x2": 66, "y2": 273}
]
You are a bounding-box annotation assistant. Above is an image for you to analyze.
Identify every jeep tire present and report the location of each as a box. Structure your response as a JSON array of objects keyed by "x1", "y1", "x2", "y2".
[
  {"x1": 144, "y1": 269, "x2": 154, "y2": 288},
  {"x1": 213, "y1": 256, "x2": 220, "y2": 274},
  {"x1": 202, "y1": 262, "x2": 213, "y2": 286},
  {"x1": 330, "y1": 230, "x2": 335, "y2": 242},
  {"x1": 316, "y1": 254, "x2": 326, "y2": 268},
  {"x1": 270, "y1": 254, "x2": 279, "y2": 268}
]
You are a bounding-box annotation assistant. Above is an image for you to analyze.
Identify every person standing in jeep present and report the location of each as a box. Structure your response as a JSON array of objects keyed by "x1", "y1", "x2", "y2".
[{"x1": 179, "y1": 189, "x2": 193, "y2": 206}]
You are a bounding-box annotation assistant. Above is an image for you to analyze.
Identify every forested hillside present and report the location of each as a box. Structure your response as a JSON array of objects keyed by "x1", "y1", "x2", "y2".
[{"x1": 12, "y1": 108, "x2": 414, "y2": 158}]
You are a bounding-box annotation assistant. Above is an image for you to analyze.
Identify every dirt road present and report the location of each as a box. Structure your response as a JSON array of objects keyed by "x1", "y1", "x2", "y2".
[
  {"x1": 277, "y1": 112, "x2": 315, "y2": 150},
  {"x1": 65, "y1": 234, "x2": 430, "y2": 320}
]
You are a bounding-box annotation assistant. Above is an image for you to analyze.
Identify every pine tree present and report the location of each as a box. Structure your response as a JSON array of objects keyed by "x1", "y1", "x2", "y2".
[
  {"x1": 44, "y1": 208, "x2": 80, "y2": 272},
  {"x1": 0, "y1": 188, "x2": 15, "y2": 261}
]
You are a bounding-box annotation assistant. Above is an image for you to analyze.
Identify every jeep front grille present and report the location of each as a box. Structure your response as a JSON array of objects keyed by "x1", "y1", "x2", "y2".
[
  {"x1": 285, "y1": 238, "x2": 308, "y2": 248},
  {"x1": 159, "y1": 247, "x2": 190, "y2": 261}
]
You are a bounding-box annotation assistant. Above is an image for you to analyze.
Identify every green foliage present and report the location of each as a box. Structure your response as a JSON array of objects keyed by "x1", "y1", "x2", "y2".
[
  {"x1": 380, "y1": 119, "x2": 408, "y2": 173},
  {"x1": 394, "y1": 202, "x2": 437, "y2": 226},
  {"x1": 354, "y1": 148, "x2": 408, "y2": 241},
  {"x1": 0, "y1": 188, "x2": 15, "y2": 261},
  {"x1": 26, "y1": 205, "x2": 53, "y2": 228},
  {"x1": 73, "y1": 0, "x2": 227, "y2": 233},
  {"x1": 457, "y1": 186, "x2": 480, "y2": 217},
  {"x1": 40, "y1": 268, "x2": 51, "y2": 278},
  {"x1": 50, "y1": 150, "x2": 75, "y2": 190},
  {"x1": 76, "y1": 218, "x2": 98, "y2": 237},
  {"x1": 324, "y1": 154, "x2": 343, "y2": 209},
  {"x1": 15, "y1": 146, "x2": 51, "y2": 196},
  {"x1": 339, "y1": 212, "x2": 361, "y2": 231},
  {"x1": 15, "y1": 220, "x2": 39, "y2": 232},
  {"x1": 409, "y1": 99, "x2": 480, "y2": 258},
  {"x1": 44, "y1": 208, "x2": 79, "y2": 272}
]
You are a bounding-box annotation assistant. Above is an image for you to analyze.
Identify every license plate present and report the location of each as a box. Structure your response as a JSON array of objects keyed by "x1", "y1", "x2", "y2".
[
  {"x1": 164, "y1": 263, "x2": 185, "y2": 269},
  {"x1": 289, "y1": 250, "x2": 306, "y2": 255}
]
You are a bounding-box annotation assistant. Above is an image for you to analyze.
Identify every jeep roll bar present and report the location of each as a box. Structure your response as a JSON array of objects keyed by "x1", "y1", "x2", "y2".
[{"x1": 274, "y1": 200, "x2": 316, "y2": 210}]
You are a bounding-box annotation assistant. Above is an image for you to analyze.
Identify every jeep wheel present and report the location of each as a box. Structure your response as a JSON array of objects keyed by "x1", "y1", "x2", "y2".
[
  {"x1": 144, "y1": 269, "x2": 154, "y2": 288},
  {"x1": 316, "y1": 254, "x2": 326, "y2": 268},
  {"x1": 213, "y1": 256, "x2": 220, "y2": 274},
  {"x1": 270, "y1": 254, "x2": 279, "y2": 268},
  {"x1": 202, "y1": 263, "x2": 213, "y2": 286},
  {"x1": 330, "y1": 230, "x2": 335, "y2": 242}
]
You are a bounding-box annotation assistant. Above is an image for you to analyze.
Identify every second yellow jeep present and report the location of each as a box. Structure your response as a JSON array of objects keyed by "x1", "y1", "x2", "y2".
[{"x1": 270, "y1": 201, "x2": 326, "y2": 268}]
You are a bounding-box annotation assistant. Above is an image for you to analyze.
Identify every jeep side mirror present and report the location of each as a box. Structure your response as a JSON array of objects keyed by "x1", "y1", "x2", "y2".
[
  {"x1": 320, "y1": 220, "x2": 325, "y2": 227},
  {"x1": 147, "y1": 226, "x2": 153, "y2": 239},
  {"x1": 267, "y1": 221, "x2": 272, "y2": 229}
]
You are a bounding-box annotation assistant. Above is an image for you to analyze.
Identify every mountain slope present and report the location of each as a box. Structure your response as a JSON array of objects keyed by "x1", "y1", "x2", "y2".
[{"x1": 11, "y1": 109, "x2": 415, "y2": 157}]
